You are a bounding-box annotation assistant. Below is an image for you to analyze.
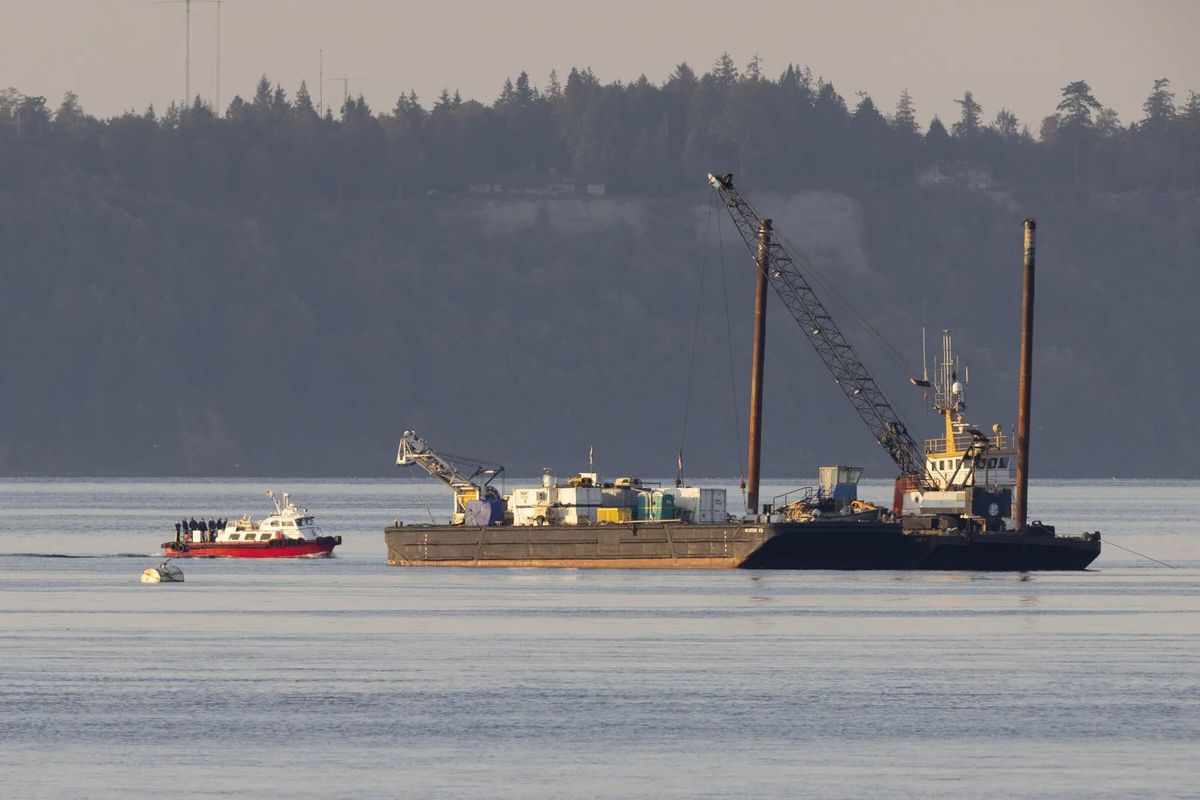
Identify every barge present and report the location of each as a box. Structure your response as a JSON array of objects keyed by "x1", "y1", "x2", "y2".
[{"x1": 383, "y1": 174, "x2": 1100, "y2": 570}]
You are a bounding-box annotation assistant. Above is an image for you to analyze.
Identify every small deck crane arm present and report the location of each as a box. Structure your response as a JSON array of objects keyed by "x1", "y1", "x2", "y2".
[
  {"x1": 707, "y1": 172, "x2": 932, "y2": 488},
  {"x1": 396, "y1": 431, "x2": 505, "y2": 522}
]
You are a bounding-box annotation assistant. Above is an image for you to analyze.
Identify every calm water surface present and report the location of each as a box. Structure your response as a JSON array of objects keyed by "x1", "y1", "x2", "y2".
[{"x1": 1, "y1": 478, "x2": 1197, "y2": 799}]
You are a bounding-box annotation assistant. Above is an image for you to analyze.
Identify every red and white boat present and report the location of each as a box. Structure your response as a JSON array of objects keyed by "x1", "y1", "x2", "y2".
[{"x1": 162, "y1": 490, "x2": 341, "y2": 558}]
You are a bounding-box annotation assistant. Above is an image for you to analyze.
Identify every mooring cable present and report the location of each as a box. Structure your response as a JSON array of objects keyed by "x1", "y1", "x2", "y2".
[{"x1": 1100, "y1": 536, "x2": 1178, "y2": 569}]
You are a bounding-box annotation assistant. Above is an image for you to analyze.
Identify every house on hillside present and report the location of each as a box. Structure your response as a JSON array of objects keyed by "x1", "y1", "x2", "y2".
[
  {"x1": 917, "y1": 161, "x2": 996, "y2": 190},
  {"x1": 466, "y1": 170, "x2": 606, "y2": 197}
]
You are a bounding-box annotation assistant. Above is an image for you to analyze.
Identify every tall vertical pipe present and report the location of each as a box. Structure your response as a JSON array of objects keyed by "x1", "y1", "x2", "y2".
[
  {"x1": 746, "y1": 218, "x2": 772, "y2": 515},
  {"x1": 1015, "y1": 218, "x2": 1036, "y2": 530},
  {"x1": 185, "y1": 0, "x2": 191, "y2": 105}
]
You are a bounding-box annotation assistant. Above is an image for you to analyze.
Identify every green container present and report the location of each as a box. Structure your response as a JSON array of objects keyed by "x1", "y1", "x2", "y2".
[
  {"x1": 637, "y1": 491, "x2": 675, "y2": 521},
  {"x1": 636, "y1": 492, "x2": 650, "y2": 521},
  {"x1": 654, "y1": 492, "x2": 675, "y2": 521}
]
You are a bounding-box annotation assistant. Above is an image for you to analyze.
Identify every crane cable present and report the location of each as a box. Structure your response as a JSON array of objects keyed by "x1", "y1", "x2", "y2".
[
  {"x1": 677, "y1": 197, "x2": 715, "y2": 484},
  {"x1": 716, "y1": 206, "x2": 747, "y2": 500},
  {"x1": 775, "y1": 226, "x2": 922, "y2": 381},
  {"x1": 408, "y1": 463, "x2": 437, "y2": 524}
]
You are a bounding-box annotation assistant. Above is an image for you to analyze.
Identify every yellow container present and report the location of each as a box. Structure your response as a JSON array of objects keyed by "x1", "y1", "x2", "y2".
[{"x1": 597, "y1": 507, "x2": 633, "y2": 523}]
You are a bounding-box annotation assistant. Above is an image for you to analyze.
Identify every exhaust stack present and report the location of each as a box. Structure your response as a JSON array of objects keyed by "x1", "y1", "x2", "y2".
[{"x1": 1014, "y1": 218, "x2": 1036, "y2": 530}]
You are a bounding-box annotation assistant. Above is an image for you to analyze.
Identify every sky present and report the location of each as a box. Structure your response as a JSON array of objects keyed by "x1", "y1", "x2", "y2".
[{"x1": 2, "y1": 0, "x2": 1198, "y2": 130}]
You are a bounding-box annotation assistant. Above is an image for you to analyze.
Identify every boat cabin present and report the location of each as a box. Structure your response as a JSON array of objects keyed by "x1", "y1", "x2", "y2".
[
  {"x1": 216, "y1": 493, "x2": 324, "y2": 543},
  {"x1": 902, "y1": 331, "x2": 1016, "y2": 527}
]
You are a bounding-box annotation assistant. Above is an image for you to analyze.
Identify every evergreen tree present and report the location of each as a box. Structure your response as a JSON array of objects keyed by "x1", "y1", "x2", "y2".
[
  {"x1": 1056, "y1": 80, "x2": 1100, "y2": 128},
  {"x1": 271, "y1": 84, "x2": 289, "y2": 115},
  {"x1": 745, "y1": 54, "x2": 763, "y2": 82},
  {"x1": 1038, "y1": 114, "x2": 1059, "y2": 142},
  {"x1": 951, "y1": 90, "x2": 982, "y2": 138},
  {"x1": 252, "y1": 75, "x2": 273, "y2": 113},
  {"x1": 992, "y1": 108, "x2": 1019, "y2": 140},
  {"x1": 666, "y1": 63, "x2": 697, "y2": 91},
  {"x1": 514, "y1": 71, "x2": 535, "y2": 106},
  {"x1": 1095, "y1": 108, "x2": 1122, "y2": 138},
  {"x1": 497, "y1": 78, "x2": 516, "y2": 106},
  {"x1": 925, "y1": 115, "x2": 951, "y2": 159},
  {"x1": 712, "y1": 52, "x2": 738, "y2": 87},
  {"x1": 225, "y1": 95, "x2": 250, "y2": 122},
  {"x1": 891, "y1": 88, "x2": 919, "y2": 136},
  {"x1": 1181, "y1": 91, "x2": 1200, "y2": 188},
  {"x1": 1141, "y1": 78, "x2": 1175, "y2": 131},
  {"x1": 55, "y1": 91, "x2": 85, "y2": 126},
  {"x1": 294, "y1": 81, "x2": 317, "y2": 120}
]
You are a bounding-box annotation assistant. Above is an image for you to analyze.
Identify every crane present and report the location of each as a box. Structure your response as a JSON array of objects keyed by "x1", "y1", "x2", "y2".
[
  {"x1": 396, "y1": 431, "x2": 505, "y2": 524},
  {"x1": 706, "y1": 172, "x2": 933, "y2": 490}
]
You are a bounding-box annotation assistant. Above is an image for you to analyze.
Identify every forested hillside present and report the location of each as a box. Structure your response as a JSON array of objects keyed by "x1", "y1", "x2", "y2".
[{"x1": 1, "y1": 58, "x2": 1198, "y2": 477}]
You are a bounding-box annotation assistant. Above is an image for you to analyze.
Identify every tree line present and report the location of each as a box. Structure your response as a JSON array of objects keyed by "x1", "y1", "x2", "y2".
[{"x1": 3, "y1": 55, "x2": 1199, "y2": 199}]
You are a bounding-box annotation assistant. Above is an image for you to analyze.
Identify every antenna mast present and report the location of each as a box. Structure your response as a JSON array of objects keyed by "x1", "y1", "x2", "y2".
[
  {"x1": 185, "y1": 0, "x2": 190, "y2": 103},
  {"x1": 215, "y1": 0, "x2": 222, "y2": 114},
  {"x1": 157, "y1": 0, "x2": 222, "y2": 110},
  {"x1": 328, "y1": 75, "x2": 366, "y2": 113}
]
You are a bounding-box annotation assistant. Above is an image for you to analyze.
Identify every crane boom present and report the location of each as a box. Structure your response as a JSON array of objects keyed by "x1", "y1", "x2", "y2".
[
  {"x1": 397, "y1": 431, "x2": 505, "y2": 523},
  {"x1": 707, "y1": 172, "x2": 931, "y2": 486}
]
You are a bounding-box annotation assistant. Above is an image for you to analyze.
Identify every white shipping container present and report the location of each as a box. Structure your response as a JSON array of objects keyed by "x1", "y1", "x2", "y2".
[
  {"x1": 556, "y1": 486, "x2": 600, "y2": 524},
  {"x1": 509, "y1": 486, "x2": 554, "y2": 525},
  {"x1": 670, "y1": 487, "x2": 727, "y2": 524}
]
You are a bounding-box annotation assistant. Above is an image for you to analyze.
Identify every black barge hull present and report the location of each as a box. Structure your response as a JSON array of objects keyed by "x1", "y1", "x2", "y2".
[{"x1": 384, "y1": 520, "x2": 1100, "y2": 570}]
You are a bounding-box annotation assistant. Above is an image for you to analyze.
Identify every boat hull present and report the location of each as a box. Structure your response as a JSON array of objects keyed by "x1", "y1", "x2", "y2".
[
  {"x1": 384, "y1": 520, "x2": 1099, "y2": 570},
  {"x1": 162, "y1": 538, "x2": 339, "y2": 558}
]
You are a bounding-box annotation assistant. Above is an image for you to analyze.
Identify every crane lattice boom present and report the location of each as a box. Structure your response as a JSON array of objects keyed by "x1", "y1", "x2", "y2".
[{"x1": 707, "y1": 172, "x2": 931, "y2": 486}]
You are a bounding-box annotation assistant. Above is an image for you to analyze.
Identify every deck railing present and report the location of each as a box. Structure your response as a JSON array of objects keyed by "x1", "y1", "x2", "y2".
[
  {"x1": 772, "y1": 486, "x2": 817, "y2": 509},
  {"x1": 924, "y1": 432, "x2": 1012, "y2": 454}
]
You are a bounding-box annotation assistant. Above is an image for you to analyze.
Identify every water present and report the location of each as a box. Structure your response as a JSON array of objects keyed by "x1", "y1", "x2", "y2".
[{"x1": 1, "y1": 478, "x2": 1197, "y2": 799}]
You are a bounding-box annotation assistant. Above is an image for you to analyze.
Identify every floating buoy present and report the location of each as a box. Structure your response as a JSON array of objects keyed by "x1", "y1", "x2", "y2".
[{"x1": 141, "y1": 563, "x2": 185, "y2": 583}]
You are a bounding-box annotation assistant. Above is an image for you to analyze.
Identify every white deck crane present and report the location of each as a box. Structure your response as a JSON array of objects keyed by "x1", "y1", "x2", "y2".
[{"x1": 396, "y1": 431, "x2": 505, "y2": 524}]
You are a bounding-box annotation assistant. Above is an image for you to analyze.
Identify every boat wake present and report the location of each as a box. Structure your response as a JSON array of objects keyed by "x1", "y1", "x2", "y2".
[{"x1": 0, "y1": 552, "x2": 159, "y2": 559}]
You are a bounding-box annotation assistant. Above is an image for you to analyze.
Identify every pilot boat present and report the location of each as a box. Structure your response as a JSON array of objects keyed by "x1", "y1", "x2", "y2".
[{"x1": 162, "y1": 490, "x2": 341, "y2": 558}]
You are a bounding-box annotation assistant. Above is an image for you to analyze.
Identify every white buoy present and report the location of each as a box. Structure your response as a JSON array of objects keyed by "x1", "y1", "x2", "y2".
[{"x1": 141, "y1": 562, "x2": 185, "y2": 583}]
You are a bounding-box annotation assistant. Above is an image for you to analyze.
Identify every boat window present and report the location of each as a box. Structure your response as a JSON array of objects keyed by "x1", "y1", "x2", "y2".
[
  {"x1": 987, "y1": 458, "x2": 997, "y2": 469},
  {"x1": 283, "y1": 520, "x2": 294, "y2": 526},
  {"x1": 229, "y1": 533, "x2": 241, "y2": 541},
  {"x1": 999, "y1": 457, "x2": 1009, "y2": 468},
  {"x1": 259, "y1": 533, "x2": 272, "y2": 541}
]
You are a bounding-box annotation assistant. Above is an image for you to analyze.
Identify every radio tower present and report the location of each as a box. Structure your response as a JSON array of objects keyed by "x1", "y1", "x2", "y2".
[{"x1": 157, "y1": 0, "x2": 223, "y2": 110}]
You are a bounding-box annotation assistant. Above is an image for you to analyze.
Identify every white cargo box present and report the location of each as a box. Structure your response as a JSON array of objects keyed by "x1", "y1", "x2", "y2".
[
  {"x1": 509, "y1": 485, "x2": 600, "y2": 525},
  {"x1": 555, "y1": 486, "x2": 600, "y2": 524},
  {"x1": 668, "y1": 487, "x2": 727, "y2": 524}
]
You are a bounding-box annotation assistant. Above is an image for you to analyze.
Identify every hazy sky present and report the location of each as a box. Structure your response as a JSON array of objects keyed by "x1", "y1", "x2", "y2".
[{"x1": 3, "y1": 0, "x2": 1198, "y2": 130}]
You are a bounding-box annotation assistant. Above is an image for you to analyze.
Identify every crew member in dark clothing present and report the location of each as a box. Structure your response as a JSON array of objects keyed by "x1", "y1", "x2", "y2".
[{"x1": 174, "y1": 520, "x2": 182, "y2": 542}]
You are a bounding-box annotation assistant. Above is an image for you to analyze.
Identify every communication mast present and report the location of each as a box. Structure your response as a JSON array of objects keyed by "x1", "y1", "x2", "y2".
[{"x1": 156, "y1": 0, "x2": 223, "y2": 110}]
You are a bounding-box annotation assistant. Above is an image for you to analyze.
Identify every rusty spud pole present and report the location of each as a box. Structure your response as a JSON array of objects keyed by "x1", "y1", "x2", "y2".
[
  {"x1": 746, "y1": 218, "x2": 772, "y2": 516},
  {"x1": 1015, "y1": 218, "x2": 1036, "y2": 530}
]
